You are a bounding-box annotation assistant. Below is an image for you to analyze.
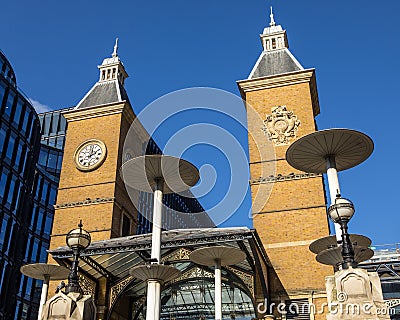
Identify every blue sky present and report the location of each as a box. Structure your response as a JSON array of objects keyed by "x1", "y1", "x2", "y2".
[{"x1": 1, "y1": 1, "x2": 399, "y2": 245}]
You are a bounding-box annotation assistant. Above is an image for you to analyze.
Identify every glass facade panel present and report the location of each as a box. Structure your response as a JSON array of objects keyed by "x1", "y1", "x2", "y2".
[
  {"x1": 0, "y1": 168, "x2": 9, "y2": 200},
  {"x1": 14, "y1": 98, "x2": 23, "y2": 126},
  {"x1": 50, "y1": 112, "x2": 59, "y2": 134},
  {"x1": 4, "y1": 89, "x2": 15, "y2": 118},
  {"x1": 14, "y1": 143, "x2": 24, "y2": 171},
  {"x1": 6, "y1": 133, "x2": 16, "y2": 160},
  {"x1": 0, "y1": 81, "x2": 6, "y2": 106},
  {"x1": 21, "y1": 109, "x2": 30, "y2": 134},
  {"x1": 0, "y1": 216, "x2": 9, "y2": 250},
  {"x1": 7, "y1": 176, "x2": 16, "y2": 206},
  {"x1": 44, "y1": 214, "x2": 52, "y2": 235},
  {"x1": 43, "y1": 114, "x2": 52, "y2": 136},
  {"x1": 0, "y1": 125, "x2": 6, "y2": 155},
  {"x1": 36, "y1": 209, "x2": 43, "y2": 233},
  {"x1": 0, "y1": 50, "x2": 42, "y2": 319}
]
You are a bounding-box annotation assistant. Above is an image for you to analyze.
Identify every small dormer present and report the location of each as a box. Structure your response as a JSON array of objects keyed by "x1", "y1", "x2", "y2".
[
  {"x1": 260, "y1": 7, "x2": 289, "y2": 51},
  {"x1": 98, "y1": 38, "x2": 129, "y2": 85}
]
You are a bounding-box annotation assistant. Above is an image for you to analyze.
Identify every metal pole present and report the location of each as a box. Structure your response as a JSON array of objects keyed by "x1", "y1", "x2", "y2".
[
  {"x1": 215, "y1": 258, "x2": 222, "y2": 320},
  {"x1": 146, "y1": 178, "x2": 163, "y2": 320},
  {"x1": 339, "y1": 220, "x2": 356, "y2": 269},
  {"x1": 146, "y1": 280, "x2": 161, "y2": 320},
  {"x1": 65, "y1": 250, "x2": 83, "y2": 294},
  {"x1": 326, "y1": 156, "x2": 342, "y2": 241},
  {"x1": 151, "y1": 179, "x2": 163, "y2": 263},
  {"x1": 38, "y1": 274, "x2": 50, "y2": 320}
]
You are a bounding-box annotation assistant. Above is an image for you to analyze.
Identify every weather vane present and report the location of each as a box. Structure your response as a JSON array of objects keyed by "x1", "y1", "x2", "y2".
[
  {"x1": 112, "y1": 37, "x2": 119, "y2": 57},
  {"x1": 269, "y1": 6, "x2": 276, "y2": 27}
]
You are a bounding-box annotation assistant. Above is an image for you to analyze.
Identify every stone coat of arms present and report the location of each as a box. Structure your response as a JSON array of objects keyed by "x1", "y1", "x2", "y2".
[{"x1": 263, "y1": 106, "x2": 300, "y2": 146}]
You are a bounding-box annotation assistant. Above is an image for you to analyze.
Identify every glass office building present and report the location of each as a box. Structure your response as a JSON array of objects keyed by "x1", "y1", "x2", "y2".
[
  {"x1": 15, "y1": 110, "x2": 67, "y2": 319},
  {"x1": 0, "y1": 49, "x2": 42, "y2": 319},
  {"x1": 0, "y1": 50, "x2": 67, "y2": 319}
]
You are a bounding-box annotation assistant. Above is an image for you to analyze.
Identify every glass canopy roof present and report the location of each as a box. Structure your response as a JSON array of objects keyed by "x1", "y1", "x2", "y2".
[{"x1": 49, "y1": 227, "x2": 270, "y2": 320}]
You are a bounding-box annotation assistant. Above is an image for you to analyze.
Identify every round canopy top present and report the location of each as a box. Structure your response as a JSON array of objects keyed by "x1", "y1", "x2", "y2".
[
  {"x1": 129, "y1": 264, "x2": 181, "y2": 282},
  {"x1": 120, "y1": 155, "x2": 200, "y2": 194},
  {"x1": 316, "y1": 246, "x2": 374, "y2": 266},
  {"x1": 189, "y1": 246, "x2": 246, "y2": 267},
  {"x1": 286, "y1": 129, "x2": 374, "y2": 173},
  {"x1": 309, "y1": 234, "x2": 372, "y2": 254},
  {"x1": 20, "y1": 263, "x2": 70, "y2": 280}
]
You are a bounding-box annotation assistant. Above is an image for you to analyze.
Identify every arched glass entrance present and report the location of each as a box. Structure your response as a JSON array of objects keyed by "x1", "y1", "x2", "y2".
[{"x1": 111, "y1": 273, "x2": 256, "y2": 320}]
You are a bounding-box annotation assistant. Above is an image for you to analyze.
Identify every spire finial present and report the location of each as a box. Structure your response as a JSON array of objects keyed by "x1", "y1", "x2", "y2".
[
  {"x1": 269, "y1": 6, "x2": 276, "y2": 27},
  {"x1": 112, "y1": 38, "x2": 119, "y2": 58}
]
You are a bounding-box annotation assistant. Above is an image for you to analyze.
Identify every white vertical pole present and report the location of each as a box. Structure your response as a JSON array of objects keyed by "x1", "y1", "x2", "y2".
[
  {"x1": 215, "y1": 259, "x2": 222, "y2": 320},
  {"x1": 147, "y1": 178, "x2": 163, "y2": 320},
  {"x1": 326, "y1": 156, "x2": 342, "y2": 242},
  {"x1": 38, "y1": 274, "x2": 50, "y2": 320},
  {"x1": 146, "y1": 280, "x2": 161, "y2": 320},
  {"x1": 151, "y1": 179, "x2": 163, "y2": 264}
]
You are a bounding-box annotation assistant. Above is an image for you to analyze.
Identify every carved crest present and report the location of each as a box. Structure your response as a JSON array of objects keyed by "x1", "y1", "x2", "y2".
[{"x1": 263, "y1": 106, "x2": 300, "y2": 146}]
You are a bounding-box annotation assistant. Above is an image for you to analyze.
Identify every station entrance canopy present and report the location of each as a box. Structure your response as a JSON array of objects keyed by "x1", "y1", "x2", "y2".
[{"x1": 49, "y1": 227, "x2": 270, "y2": 320}]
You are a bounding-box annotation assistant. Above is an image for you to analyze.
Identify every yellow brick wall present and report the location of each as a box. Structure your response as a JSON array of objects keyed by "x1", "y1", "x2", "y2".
[
  {"x1": 240, "y1": 72, "x2": 333, "y2": 311},
  {"x1": 48, "y1": 104, "x2": 137, "y2": 303}
]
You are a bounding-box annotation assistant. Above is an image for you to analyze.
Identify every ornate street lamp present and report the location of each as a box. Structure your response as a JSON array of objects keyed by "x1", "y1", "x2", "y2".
[
  {"x1": 64, "y1": 221, "x2": 91, "y2": 294},
  {"x1": 327, "y1": 195, "x2": 356, "y2": 269}
]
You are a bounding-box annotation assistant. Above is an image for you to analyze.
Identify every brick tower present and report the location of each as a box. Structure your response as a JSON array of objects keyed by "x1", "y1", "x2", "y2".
[
  {"x1": 237, "y1": 9, "x2": 332, "y2": 318},
  {"x1": 48, "y1": 41, "x2": 139, "y2": 317}
]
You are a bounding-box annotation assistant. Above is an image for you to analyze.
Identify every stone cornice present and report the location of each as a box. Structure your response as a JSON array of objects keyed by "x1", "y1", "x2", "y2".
[
  {"x1": 62, "y1": 102, "x2": 129, "y2": 122},
  {"x1": 250, "y1": 172, "x2": 322, "y2": 185},
  {"x1": 237, "y1": 68, "x2": 320, "y2": 116},
  {"x1": 54, "y1": 197, "x2": 115, "y2": 209}
]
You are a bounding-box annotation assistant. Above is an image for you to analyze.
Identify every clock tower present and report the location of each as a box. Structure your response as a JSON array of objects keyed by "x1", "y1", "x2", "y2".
[
  {"x1": 238, "y1": 9, "x2": 332, "y2": 318},
  {"x1": 48, "y1": 41, "x2": 139, "y2": 315}
]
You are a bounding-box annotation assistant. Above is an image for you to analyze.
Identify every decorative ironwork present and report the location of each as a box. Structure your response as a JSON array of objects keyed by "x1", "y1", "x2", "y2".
[
  {"x1": 53, "y1": 231, "x2": 252, "y2": 259},
  {"x1": 171, "y1": 266, "x2": 214, "y2": 284},
  {"x1": 162, "y1": 248, "x2": 192, "y2": 262},
  {"x1": 263, "y1": 105, "x2": 300, "y2": 145},
  {"x1": 110, "y1": 276, "x2": 134, "y2": 308},
  {"x1": 78, "y1": 273, "x2": 96, "y2": 297},
  {"x1": 226, "y1": 266, "x2": 254, "y2": 296}
]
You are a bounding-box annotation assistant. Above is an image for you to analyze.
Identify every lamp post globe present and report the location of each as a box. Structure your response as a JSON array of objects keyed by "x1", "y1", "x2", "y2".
[
  {"x1": 66, "y1": 224, "x2": 91, "y2": 251},
  {"x1": 327, "y1": 196, "x2": 356, "y2": 269},
  {"x1": 64, "y1": 221, "x2": 91, "y2": 295},
  {"x1": 328, "y1": 197, "x2": 355, "y2": 223}
]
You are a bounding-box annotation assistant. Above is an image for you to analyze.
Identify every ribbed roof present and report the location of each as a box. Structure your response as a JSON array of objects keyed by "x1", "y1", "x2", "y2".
[
  {"x1": 75, "y1": 80, "x2": 130, "y2": 109},
  {"x1": 249, "y1": 48, "x2": 303, "y2": 79}
]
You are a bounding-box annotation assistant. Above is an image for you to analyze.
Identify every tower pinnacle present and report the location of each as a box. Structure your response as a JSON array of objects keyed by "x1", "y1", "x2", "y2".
[
  {"x1": 269, "y1": 6, "x2": 276, "y2": 27},
  {"x1": 112, "y1": 38, "x2": 119, "y2": 58},
  {"x1": 246, "y1": 6, "x2": 303, "y2": 79},
  {"x1": 74, "y1": 40, "x2": 130, "y2": 109},
  {"x1": 260, "y1": 7, "x2": 288, "y2": 51}
]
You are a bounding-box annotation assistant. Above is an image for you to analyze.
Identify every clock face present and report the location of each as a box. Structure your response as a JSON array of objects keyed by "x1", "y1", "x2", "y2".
[{"x1": 74, "y1": 140, "x2": 107, "y2": 171}]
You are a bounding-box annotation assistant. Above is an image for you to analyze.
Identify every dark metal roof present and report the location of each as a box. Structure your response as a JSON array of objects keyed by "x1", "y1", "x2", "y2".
[
  {"x1": 49, "y1": 227, "x2": 270, "y2": 281},
  {"x1": 76, "y1": 80, "x2": 130, "y2": 109},
  {"x1": 250, "y1": 49, "x2": 302, "y2": 79}
]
